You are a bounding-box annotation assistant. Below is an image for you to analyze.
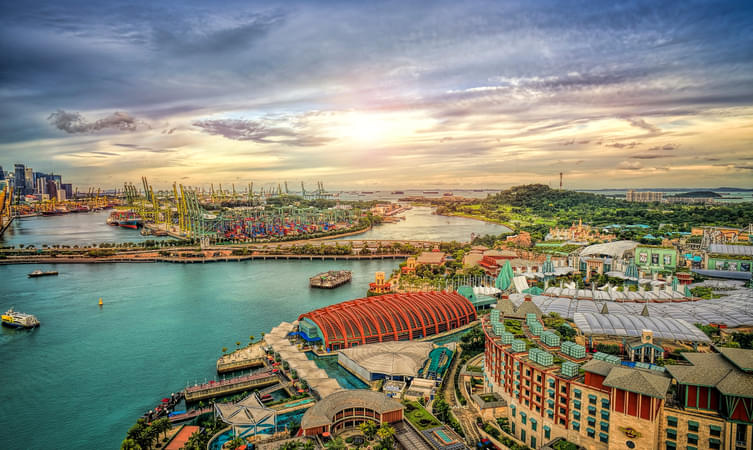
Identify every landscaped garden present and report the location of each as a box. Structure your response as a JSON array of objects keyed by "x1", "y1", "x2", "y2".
[{"x1": 402, "y1": 401, "x2": 442, "y2": 431}]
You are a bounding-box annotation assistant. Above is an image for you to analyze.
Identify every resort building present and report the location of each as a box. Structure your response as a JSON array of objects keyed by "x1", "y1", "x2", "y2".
[
  {"x1": 635, "y1": 245, "x2": 679, "y2": 274},
  {"x1": 705, "y1": 244, "x2": 753, "y2": 274},
  {"x1": 625, "y1": 190, "x2": 663, "y2": 202},
  {"x1": 547, "y1": 219, "x2": 617, "y2": 243},
  {"x1": 337, "y1": 341, "x2": 453, "y2": 383},
  {"x1": 417, "y1": 251, "x2": 447, "y2": 266},
  {"x1": 481, "y1": 302, "x2": 753, "y2": 450},
  {"x1": 578, "y1": 240, "x2": 639, "y2": 279},
  {"x1": 297, "y1": 291, "x2": 477, "y2": 351},
  {"x1": 300, "y1": 390, "x2": 403, "y2": 437}
]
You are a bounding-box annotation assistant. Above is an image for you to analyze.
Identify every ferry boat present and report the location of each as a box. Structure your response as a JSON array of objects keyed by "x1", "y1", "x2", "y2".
[
  {"x1": 28, "y1": 270, "x2": 59, "y2": 278},
  {"x1": 1, "y1": 307, "x2": 40, "y2": 329}
]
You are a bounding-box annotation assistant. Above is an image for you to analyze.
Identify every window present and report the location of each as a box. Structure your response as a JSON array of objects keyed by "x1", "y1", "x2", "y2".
[
  {"x1": 525, "y1": 379, "x2": 530, "y2": 387},
  {"x1": 667, "y1": 416, "x2": 677, "y2": 427},
  {"x1": 521, "y1": 412, "x2": 527, "y2": 425},
  {"x1": 666, "y1": 429, "x2": 677, "y2": 440},
  {"x1": 709, "y1": 438, "x2": 721, "y2": 449},
  {"x1": 601, "y1": 410, "x2": 609, "y2": 420},
  {"x1": 686, "y1": 447, "x2": 697, "y2": 450},
  {"x1": 560, "y1": 407, "x2": 566, "y2": 415},
  {"x1": 666, "y1": 443, "x2": 676, "y2": 450},
  {"x1": 587, "y1": 427, "x2": 595, "y2": 438},
  {"x1": 572, "y1": 421, "x2": 580, "y2": 431},
  {"x1": 688, "y1": 421, "x2": 699, "y2": 432},
  {"x1": 544, "y1": 426, "x2": 551, "y2": 439},
  {"x1": 588, "y1": 394, "x2": 597, "y2": 405},
  {"x1": 511, "y1": 422, "x2": 516, "y2": 435},
  {"x1": 561, "y1": 386, "x2": 567, "y2": 394},
  {"x1": 548, "y1": 389, "x2": 555, "y2": 398},
  {"x1": 526, "y1": 369, "x2": 531, "y2": 376},
  {"x1": 537, "y1": 374, "x2": 541, "y2": 382},
  {"x1": 536, "y1": 385, "x2": 541, "y2": 393},
  {"x1": 548, "y1": 379, "x2": 554, "y2": 387},
  {"x1": 531, "y1": 436, "x2": 536, "y2": 448},
  {"x1": 600, "y1": 421, "x2": 609, "y2": 432},
  {"x1": 573, "y1": 400, "x2": 581, "y2": 409},
  {"x1": 599, "y1": 432, "x2": 608, "y2": 443},
  {"x1": 601, "y1": 398, "x2": 610, "y2": 408},
  {"x1": 511, "y1": 405, "x2": 516, "y2": 417},
  {"x1": 560, "y1": 418, "x2": 566, "y2": 425},
  {"x1": 531, "y1": 419, "x2": 537, "y2": 431},
  {"x1": 547, "y1": 409, "x2": 553, "y2": 418},
  {"x1": 535, "y1": 395, "x2": 541, "y2": 403},
  {"x1": 521, "y1": 429, "x2": 526, "y2": 442},
  {"x1": 573, "y1": 411, "x2": 581, "y2": 420},
  {"x1": 709, "y1": 425, "x2": 721, "y2": 437},
  {"x1": 574, "y1": 389, "x2": 581, "y2": 399},
  {"x1": 687, "y1": 433, "x2": 698, "y2": 445},
  {"x1": 588, "y1": 405, "x2": 597, "y2": 415},
  {"x1": 587, "y1": 417, "x2": 596, "y2": 426}
]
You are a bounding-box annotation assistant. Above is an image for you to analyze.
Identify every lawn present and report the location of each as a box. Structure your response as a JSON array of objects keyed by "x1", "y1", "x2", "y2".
[{"x1": 403, "y1": 401, "x2": 442, "y2": 431}]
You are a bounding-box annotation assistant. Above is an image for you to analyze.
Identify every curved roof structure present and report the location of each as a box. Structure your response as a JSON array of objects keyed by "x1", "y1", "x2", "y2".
[
  {"x1": 573, "y1": 312, "x2": 710, "y2": 342},
  {"x1": 580, "y1": 240, "x2": 638, "y2": 259},
  {"x1": 299, "y1": 291, "x2": 476, "y2": 350},
  {"x1": 338, "y1": 341, "x2": 435, "y2": 378},
  {"x1": 301, "y1": 389, "x2": 402, "y2": 430}
]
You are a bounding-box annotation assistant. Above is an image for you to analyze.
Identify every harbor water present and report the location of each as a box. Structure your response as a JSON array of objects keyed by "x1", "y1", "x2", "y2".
[{"x1": 0, "y1": 208, "x2": 509, "y2": 449}]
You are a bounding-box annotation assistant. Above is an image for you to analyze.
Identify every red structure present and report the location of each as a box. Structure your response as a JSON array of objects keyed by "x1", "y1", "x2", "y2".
[{"x1": 298, "y1": 291, "x2": 476, "y2": 351}]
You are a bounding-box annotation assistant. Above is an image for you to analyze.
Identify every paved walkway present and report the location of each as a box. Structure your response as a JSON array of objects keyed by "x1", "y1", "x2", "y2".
[{"x1": 165, "y1": 425, "x2": 199, "y2": 450}]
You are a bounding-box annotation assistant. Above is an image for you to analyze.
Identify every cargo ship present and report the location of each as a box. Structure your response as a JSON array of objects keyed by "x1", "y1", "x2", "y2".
[
  {"x1": 2, "y1": 307, "x2": 40, "y2": 329},
  {"x1": 106, "y1": 210, "x2": 143, "y2": 229}
]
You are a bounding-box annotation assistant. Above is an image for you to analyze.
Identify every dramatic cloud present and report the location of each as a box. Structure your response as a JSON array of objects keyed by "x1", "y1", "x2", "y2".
[
  {"x1": 192, "y1": 117, "x2": 333, "y2": 147},
  {"x1": 0, "y1": 0, "x2": 751, "y2": 188},
  {"x1": 48, "y1": 110, "x2": 147, "y2": 134}
]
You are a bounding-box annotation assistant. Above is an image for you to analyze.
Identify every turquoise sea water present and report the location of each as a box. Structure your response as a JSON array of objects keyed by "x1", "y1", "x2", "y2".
[{"x1": 0, "y1": 208, "x2": 506, "y2": 449}]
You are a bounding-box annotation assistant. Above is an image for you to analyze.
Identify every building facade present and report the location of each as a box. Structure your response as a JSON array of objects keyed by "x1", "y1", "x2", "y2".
[
  {"x1": 482, "y1": 313, "x2": 753, "y2": 449},
  {"x1": 635, "y1": 246, "x2": 679, "y2": 274}
]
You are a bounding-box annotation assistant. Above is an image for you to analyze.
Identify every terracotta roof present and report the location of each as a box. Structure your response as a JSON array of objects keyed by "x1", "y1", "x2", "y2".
[{"x1": 665, "y1": 350, "x2": 753, "y2": 398}]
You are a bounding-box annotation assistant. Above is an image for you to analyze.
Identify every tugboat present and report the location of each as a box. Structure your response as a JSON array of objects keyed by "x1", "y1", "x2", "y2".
[
  {"x1": 28, "y1": 270, "x2": 59, "y2": 278},
  {"x1": 1, "y1": 307, "x2": 40, "y2": 329}
]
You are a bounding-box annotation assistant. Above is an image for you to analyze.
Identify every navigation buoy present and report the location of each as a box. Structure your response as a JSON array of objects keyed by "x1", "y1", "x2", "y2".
[{"x1": 98, "y1": 298, "x2": 103, "y2": 307}]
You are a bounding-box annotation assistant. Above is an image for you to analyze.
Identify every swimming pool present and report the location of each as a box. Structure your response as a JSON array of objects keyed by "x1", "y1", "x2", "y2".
[{"x1": 305, "y1": 352, "x2": 368, "y2": 389}]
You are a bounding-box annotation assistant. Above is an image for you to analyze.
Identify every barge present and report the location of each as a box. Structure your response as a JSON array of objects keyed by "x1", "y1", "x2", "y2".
[{"x1": 309, "y1": 270, "x2": 352, "y2": 289}]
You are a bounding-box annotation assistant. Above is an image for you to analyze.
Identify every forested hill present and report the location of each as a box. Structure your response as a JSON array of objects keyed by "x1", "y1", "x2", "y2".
[{"x1": 484, "y1": 184, "x2": 622, "y2": 210}]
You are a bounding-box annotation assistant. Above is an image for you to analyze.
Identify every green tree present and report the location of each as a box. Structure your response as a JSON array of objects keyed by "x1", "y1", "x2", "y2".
[
  {"x1": 120, "y1": 438, "x2": 142, "y2": 450},
  {"x1": 325, "y1": 437, "x2": 347, "y2": 449},
  {"x1": 227, "y1": 436, "x2": 245, "y2": 449},
  {"x1": 153, "y1": 417, "x2": 171, "y2": 440},
  {"x1": 376, "y1": 423, "x2": 396, "y2": 449},
  {"x1": 359, "y1": 421, "x2": 378, "y2": 440}
]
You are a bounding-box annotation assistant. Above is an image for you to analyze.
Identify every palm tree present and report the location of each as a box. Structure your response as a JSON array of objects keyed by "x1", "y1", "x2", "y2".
[
  {"x1": 222, "y1": 347, "x2": 228, "y2": 355},
  {"x1": 120, "y1": 438, "x2": 142, "y2": 450},
  {"x1": 249, "y1": 335, "x2": 255, "y2": 345},
  {"x1": 324, "y1": 437, "x2": 346, "y2": 449},
  {"x1": 377, "y1": 423, "x2": 395, "y2": 448},
  {"x1": 300, "y1": 439, "x2": 316, "y2": 450},
  {"x1": 359, "y1": 421, "x2": 378, "y2": 440},
  {"x1": 236, "y1": 341, "x2": 241, "y2": 349}
]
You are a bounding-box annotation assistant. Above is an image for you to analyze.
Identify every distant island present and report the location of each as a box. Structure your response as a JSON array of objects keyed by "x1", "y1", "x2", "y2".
[{"x1": 671, "y1": 191, "x2": 723, "y2": 198}]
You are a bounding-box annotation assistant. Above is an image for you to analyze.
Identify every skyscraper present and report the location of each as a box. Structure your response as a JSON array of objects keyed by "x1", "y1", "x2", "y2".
[
  {"x1": 24, "y1": 168, "x2": 34, "y2": 195},
  {"x1": 14, "y1": 164, "x2": 25, "y2": 195},
  {"x1": 0, "y1": 165, "x2": 4, "y2": 180}
]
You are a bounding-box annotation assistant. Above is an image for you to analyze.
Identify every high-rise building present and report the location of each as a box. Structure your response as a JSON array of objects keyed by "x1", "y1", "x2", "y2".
[
  {"x1": 61, "y1": 183, "x2": 73, "y2": 199},
  {"x1": 24, "y1": 168, "x2": 34, "y2": 195},
  {"x1": 0, "y1": 165, "x2": 4, "y2": 180},
  {"x1": 14, "y1": 164, "x2": 25, "y2": 195},
  {"x1": 625, "y1": 190, "x2": 663, "y2": 202},
  {"x1": 46, "y1": 179, "x2": 57, "y2": 199}
]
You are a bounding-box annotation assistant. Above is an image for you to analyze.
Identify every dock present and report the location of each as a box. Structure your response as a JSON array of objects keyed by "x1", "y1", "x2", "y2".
[
  {"x1": 183, "y1": 371, "x2": 279, "y2": 402},
  {"x1": 216, "y1": 343, "x2": 266, "y2": 374},
  {"x1": 309, "y1": 270, "x2": 352, "y2": 289}
]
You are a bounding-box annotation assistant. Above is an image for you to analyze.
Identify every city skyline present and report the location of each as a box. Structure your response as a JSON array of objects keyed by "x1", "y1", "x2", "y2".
[{"x1": 1, "y1": 1, "x2": 753, "y2": 189}]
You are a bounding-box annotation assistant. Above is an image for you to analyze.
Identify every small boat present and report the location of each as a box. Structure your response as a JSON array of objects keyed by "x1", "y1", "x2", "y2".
[
  {"x1": 2, "y1": 307, "x2": 40, "y2": 329},
  {"x1": 28, "y1": 270, "x2": 59, "y2": 278},
  {"x1": 443, "y1": 192, "x2": 453, "y2": 196},
  {"x1": 391, "y1": 191, "x2": 404, "y2": 195}
]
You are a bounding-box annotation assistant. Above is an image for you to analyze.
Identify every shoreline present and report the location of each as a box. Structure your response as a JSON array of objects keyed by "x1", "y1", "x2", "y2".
[{"x1": 435, "y1": 210, "x2": 514, "y2": 231}]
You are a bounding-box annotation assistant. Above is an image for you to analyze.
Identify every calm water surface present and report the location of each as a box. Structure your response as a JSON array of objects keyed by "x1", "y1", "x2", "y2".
[{"x1": 0, "y1": 207, "x2": 505, "y2": 449}]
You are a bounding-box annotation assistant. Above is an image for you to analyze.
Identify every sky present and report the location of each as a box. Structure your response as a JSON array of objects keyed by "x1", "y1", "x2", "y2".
[{"x1": 1, "y1": 0, "x2": 752, "y2": 190}]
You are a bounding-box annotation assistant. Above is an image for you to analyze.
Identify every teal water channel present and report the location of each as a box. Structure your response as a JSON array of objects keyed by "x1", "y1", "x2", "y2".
[
  {"x1": 0, "y1": 208, "x2": 505, "y2": 449},
  {"x1": 0, "y1": 260, "x2": 396, "y2": 450}
]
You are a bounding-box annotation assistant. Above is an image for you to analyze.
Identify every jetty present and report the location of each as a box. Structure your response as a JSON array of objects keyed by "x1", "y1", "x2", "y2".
[
  {"x1": 183, "y1": 371, "x2": 279, "y2": 402},
  {"x1": 309, "y1": 270, "x2": 352, "y2": 288},
  {"x1": 216, "y1": 343, "x2": 266, "y2": 374}
]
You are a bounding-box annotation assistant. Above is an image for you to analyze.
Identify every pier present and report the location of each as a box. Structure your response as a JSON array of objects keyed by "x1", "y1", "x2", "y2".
[
  {"x1": 183, "y1": 371, "x2": 279, "y2": 402},
  {"x1": 216, "y1": 343, "x2": 267, "y2": 374}
]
